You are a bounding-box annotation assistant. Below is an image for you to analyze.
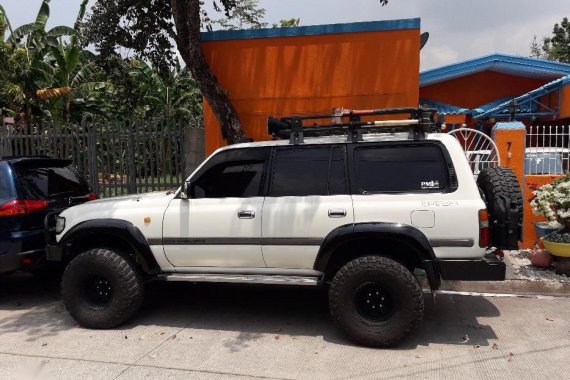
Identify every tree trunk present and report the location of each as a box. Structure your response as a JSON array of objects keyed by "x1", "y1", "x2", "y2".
[{"x1": 170, "y1": 0, "x2": 244, "y2": 145}]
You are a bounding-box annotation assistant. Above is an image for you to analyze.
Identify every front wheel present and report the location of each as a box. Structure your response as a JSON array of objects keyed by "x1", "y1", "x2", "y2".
[
  {"x1": 61, "y1": 248, "x2": 144, "y2": 329},
  {"x1": 329, "y1": 256, "x2": 424, "y2": 347}
]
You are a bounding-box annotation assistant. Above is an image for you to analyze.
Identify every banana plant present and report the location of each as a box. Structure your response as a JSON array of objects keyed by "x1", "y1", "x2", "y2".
[{"x1": 130, "y1": 60, "x2": 202, "y2": 128}]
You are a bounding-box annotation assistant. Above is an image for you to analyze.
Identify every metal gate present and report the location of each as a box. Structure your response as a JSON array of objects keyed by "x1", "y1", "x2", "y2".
[{"x1": 0, "y1": 121, "x2": 195, "y2": 198}]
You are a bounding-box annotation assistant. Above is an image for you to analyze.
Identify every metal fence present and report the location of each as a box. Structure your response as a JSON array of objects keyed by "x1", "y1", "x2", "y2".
[
  {"x1": 0, "y1": 121, "x2": 198, "y2": 198},
  {"x1": 526, "y1": 125, "x2": 570, "y2": 175}
]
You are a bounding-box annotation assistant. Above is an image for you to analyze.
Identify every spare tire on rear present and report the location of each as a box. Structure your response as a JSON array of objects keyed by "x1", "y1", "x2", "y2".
[{"x1": 477, "y1": 167, "x2": 523, "y2": 250}]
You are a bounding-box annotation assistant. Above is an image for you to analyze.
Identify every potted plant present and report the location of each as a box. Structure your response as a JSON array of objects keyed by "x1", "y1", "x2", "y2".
[{"x1": 530, "y1": 174, "x2": 570, "y2": 259}]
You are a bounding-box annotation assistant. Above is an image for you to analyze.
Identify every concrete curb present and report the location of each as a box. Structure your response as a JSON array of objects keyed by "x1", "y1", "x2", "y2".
[{"x1": 439, "y1": 279, "x2": 570, "y2": 297}]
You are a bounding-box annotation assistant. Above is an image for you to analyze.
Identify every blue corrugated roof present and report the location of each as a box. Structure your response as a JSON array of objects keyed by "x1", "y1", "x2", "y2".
[
  {"x1": 424, "y1": 75, "x2": 570, "y2": 119},
  {"x1": 201, "y1": 18, "x2": 420, "y2": 41},
  {"x1": 475, "y1": 75, "x2": 570, "y2": 118},
  {"x1": 420, "y1": 54, "x2": 570, "y2": 87},
  {"x1": 419, "y1": 99, "x2": 469, "y2": 115}
]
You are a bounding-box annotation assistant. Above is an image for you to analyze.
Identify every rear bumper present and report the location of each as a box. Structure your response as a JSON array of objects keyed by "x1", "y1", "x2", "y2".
[
  {"x1": 438, "y1": 254, "x2": 506, "y2": 281},
  {"x1": 0, "y1": 229, "x2": 46, "y2": 273},
  {"x1": 0, "y1": 249, "x2": 44, "y2": 273}
]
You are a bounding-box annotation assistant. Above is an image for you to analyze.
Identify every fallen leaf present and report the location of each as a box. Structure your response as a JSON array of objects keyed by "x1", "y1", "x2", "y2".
[
  {"x1": 473, "y1": 344, "x2": 481, "y2": 349},
  {"x1": 492, "y1": 343, "x2": 499, "y2": 350},
  {"x1": 41, "y1": 343, "x2": 47, "y2": 347},
  {"x1": 274, "y1": 335, "x2": 280, "y2": 340},
  {"x1": 171, "y1": 335, "x2": 177, "y2": 340},
  {"x1": 158, "y1": 332, "x2": 165, "y2": 336},
  {"x1": 508, "y1": 352, "x2": 514, "y2": 362}
]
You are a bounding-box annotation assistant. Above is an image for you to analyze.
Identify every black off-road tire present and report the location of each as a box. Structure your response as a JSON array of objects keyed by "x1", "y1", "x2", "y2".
[
  {"x1": 329, "y1": 256, "x2": 424, "y2": 348},
  {"x1": 477, "y1": 167, "x2": 523, "y2": 248},
  {"x1": 61, "y1": 248, "x2": 144, "y2": 329}
]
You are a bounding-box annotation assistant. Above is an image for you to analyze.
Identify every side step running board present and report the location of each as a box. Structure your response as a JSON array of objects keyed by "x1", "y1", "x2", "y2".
[{"x1": 162, "y1": 273, "x2": 320, "y2": 286}]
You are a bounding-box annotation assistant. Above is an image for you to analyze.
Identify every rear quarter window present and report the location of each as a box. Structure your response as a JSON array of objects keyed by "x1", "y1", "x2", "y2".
[
  {"x1": 14, "y1": 161, "x2": 90, "y2": 200},
  {"x1": 0, "y1": 162, "x2": 16, "y2": 205},
  {"x1": 352, "y1": 144, "x2": 452, "y2": 193}
]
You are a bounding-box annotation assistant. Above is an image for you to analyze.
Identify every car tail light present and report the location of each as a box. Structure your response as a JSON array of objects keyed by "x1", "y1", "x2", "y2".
[
  {"x1": 0, "y1": 200, "x2": 49, "y2": 217},
  {"x1": 87, "y1": 193, "x2": 98, "y2": 201},
  {"x1": 479, "y1": 209, "x2": 490, "y2": 247}
]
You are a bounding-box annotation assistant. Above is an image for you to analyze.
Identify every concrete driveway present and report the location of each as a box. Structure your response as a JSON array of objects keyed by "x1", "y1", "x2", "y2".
[{"x1": 1, "y1": 274, "x2": 569, "y2": 380}]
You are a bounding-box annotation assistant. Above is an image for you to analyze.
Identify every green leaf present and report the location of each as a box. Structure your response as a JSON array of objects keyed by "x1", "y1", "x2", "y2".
[
  {"x1": 66, "y1": 46, "x2": 81, "y2": 73},
  {"x1": 71, "y1": 63, "x2": 96, "y2": 86},
  {"x1": 46, "y1": 26, "x2": 77, "y2": 38},
  {"x1": 34, "y1": 0, "x2": 51, "y2": 34},
  {"x1": 0, "y1": 5, "x2": 15, "y2": 40},
  {"x1": 7, "y1": 23, "x2": 35, "y2": 44}
]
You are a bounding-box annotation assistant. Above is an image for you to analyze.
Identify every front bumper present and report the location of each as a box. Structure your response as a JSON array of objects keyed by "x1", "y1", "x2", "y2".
[
  {"x1": 45, "y1": 244, "x2": 64, "y2": 262},
  {"x1": 438, "y1": 254, "x2": 506, "y2": 281}
]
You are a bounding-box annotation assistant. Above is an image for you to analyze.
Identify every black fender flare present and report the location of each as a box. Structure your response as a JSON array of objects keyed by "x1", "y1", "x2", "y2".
[
  {"x1": 314, "y1": 222, "x2": 441, "y2": 290},
  {"x1": 56, "y1": 219, "x2": 161, "y2": 274}
]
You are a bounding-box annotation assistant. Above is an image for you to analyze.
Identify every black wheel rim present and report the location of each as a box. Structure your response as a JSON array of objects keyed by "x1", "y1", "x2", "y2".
[
  {"x1": 83, "y1": 276, "x2": 113, "y2": 307},
  {"x1": 354, "y1": 282, "x2": 395, "y2": 322}
]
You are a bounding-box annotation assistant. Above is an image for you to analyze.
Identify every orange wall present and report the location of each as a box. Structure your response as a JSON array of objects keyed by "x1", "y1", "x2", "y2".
[
  {"x1": 523, "y1": 175, "x2": 562, "y2": 248},
  {"x1": 561, "y1": 83, "x2": 570, "y2": 119},
  {"x1": 420, "y1": 71, "x2": 546, "y2": 109},
  {"x1": 202, "y1": 29, "x2": 420, "y2": 153}
]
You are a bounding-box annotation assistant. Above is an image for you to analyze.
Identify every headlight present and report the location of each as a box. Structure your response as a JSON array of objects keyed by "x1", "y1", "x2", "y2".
[{"x1": 55, "y1": 216, "x2": 66, "y2": 234}]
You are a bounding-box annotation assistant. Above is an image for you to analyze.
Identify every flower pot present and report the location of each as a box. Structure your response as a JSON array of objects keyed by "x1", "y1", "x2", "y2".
[
  {"x1": 534, "y1": 222, "x2": 562, "y2": 238},
  {"x1": 528, "y1": 248, "x2": 553, "y2": 268},
  {"x1": 541, "y1": 238, "x2": 570, "y2": 258}
]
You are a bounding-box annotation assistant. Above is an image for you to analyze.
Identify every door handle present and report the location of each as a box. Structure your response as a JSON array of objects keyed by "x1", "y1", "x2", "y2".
[
  {"x1": 237, "y1": 210, "x2": 255, "y2": 219},
  {"x1": 328, "y1": 209, "x2": 347, "y2": 218}
]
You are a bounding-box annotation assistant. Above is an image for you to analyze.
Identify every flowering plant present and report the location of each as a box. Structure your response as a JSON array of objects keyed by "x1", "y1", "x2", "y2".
[{"x1": 530, "y1": 174, "x2": 570, "y2": 230}]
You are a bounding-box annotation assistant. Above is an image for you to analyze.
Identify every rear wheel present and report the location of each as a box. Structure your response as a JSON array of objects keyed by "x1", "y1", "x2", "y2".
[
  {"x1": 329, "y1": 256, "x2": 424, "y2": 347},
  {"x1": 61, "y1": 248, "x2": 144, "y2": 329}
]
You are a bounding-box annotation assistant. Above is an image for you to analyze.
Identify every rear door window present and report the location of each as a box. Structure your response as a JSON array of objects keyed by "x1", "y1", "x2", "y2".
[
  {"x1": 352, "y1": 144, "x2": 451, "y2": 193},
  {"x1": 0, "y1": 162, "x2": 15, "y2": 205},
  {"x1": 13, "y1": 161, "x2": 90, "y2": 200},
  {"x1": 269, "y1": 146, "x2": 347, "y2": 197}
]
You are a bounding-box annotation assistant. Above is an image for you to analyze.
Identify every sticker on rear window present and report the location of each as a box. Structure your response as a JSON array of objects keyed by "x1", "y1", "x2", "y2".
[{"x1": 421, "y1": 180, "x2": 440, "y2": 190}]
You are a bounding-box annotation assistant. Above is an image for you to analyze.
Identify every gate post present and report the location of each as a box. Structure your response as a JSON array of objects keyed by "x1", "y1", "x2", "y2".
[
  {"x1": 492, "y1": 121, "x2": 527, "y2": 247},
  {"x1": 86, "y1": 122, "x2": 99, "y2": 195},
  {"x1": 127, "y1": 122, "x2": 137, "y2": 194},
  {"x1": 183, "y1": 127, "x2": 205, "y2": 179}
]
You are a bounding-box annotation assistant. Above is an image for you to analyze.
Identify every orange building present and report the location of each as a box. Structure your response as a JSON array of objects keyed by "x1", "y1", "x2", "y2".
[{"x1": 201, "y1": 18, "x2": 422, "y2": 153}]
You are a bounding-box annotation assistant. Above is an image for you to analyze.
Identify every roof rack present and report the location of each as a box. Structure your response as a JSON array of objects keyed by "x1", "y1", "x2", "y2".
[{"x1": 268, "y1": 107, "x2": 444, "y2": 144}]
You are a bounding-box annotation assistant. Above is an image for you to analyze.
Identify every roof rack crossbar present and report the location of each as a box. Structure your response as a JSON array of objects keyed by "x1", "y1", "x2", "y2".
[{"x1": 268, "y1": 107, "x2": 442, "y2": 144}]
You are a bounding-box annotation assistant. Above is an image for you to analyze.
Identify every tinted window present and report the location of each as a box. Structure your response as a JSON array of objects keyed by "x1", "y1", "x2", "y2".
[
  {"x1": 354, "y1": 145, "x2": 449, "y2": 193},
  {"x1": 14, "y1": 161, "x2": 90, "y2": 199},
  {"x1": 270, "y1": 146, "x2": 347, "y2": 197},
  {"x1": 192, "y1": 160, "x2": 265, "y2": 198},
  {"x1": 0, "y1": 163, "x2": 15, "y2": 205}
]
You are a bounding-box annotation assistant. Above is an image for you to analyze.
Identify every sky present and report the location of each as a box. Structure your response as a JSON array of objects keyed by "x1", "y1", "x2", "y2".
[{"x1": 2, "y1": 0, "x2": 569, "y2": 70}]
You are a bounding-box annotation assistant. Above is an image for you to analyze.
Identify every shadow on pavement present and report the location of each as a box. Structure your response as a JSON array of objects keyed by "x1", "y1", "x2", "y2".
[{"x1": 0, "y1": 274, "x2": 501, "y2": 349}]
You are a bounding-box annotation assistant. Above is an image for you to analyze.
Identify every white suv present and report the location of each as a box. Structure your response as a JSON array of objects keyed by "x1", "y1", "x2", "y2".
[{"x1": 46, "y1": 108, "x2": 523, "y2": 347}]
